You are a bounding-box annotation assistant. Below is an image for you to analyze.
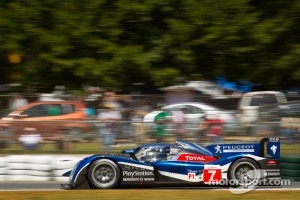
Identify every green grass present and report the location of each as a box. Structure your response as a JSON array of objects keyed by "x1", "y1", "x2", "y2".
[
  {"x1": 0, "y1": 190, "x2": 299, "y2": 200},
  {"x1": 0, "y1": 140, "x2": 299, "y2": 155}
]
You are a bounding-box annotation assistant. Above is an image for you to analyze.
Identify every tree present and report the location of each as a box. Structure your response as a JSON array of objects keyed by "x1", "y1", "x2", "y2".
[{"x1": 0, "y1": 0, "x2": 299, "y2": 92}]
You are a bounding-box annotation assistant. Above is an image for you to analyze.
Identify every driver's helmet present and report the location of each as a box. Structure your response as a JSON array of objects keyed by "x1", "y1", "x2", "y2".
[{"x1": 140, "y1": 147, "x2": 170, "y2": 162}]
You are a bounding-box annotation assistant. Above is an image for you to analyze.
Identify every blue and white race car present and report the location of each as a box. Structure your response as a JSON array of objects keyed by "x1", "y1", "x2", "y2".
[{"x1": 61, "y1": 137, "x2": 281, "y2": 189}]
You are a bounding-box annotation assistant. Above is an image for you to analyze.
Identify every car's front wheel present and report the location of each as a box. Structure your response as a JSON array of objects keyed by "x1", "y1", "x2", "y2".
[
  {"x1": 228, "y1": 158, "x2": 262, "y2": 187},
  {"x1": 87, "y1": 159, "x2": 121, "y2": 189}
]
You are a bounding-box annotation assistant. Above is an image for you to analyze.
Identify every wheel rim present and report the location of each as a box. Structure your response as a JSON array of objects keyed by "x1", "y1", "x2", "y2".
[
  {"x1": 232, "y1": 162, "x2": 258, "y2": 185},
  {"x1": 91, "y1": 162, "x2": 117, "y2": 188}
]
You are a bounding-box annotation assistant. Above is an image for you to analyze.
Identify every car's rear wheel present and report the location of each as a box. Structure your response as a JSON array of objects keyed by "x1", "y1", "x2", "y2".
[
  {"x1": 228, "y1": 158, "x2": 261, "y2": 187},
  {"x1": 87, "y1": 159, "x2": 121, "y2": 189}
]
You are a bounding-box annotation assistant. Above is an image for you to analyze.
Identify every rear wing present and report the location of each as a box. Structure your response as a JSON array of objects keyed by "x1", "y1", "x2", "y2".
[{"x1": 206, "y1": 137, "x2": 280, "y2": 159}]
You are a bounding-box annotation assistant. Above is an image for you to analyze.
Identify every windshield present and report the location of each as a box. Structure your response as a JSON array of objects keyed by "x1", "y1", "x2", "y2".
[
  {"x1": 193, "y1": 143, "x2": 210, "y2": 152},
  {"x1": 175, "y1": 140, "x2": 213, "y2": 156}
]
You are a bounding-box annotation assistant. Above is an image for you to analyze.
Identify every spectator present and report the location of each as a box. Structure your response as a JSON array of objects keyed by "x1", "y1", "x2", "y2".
[
  {"x1": 84, "y1": 86, "x2": 103, "y2": 117},
  {"x1": 280, "y1": 117, "x2": 298, "y2": 143},
  {"x1": 97, "y1": 102, "x2": 122, "y2": 151},
  {"x1": 118, "y1": 95, "x2": 134, "y2": 141},
  {"x1": 171, "y1": 107, "x2": 186, "y2": 139},
  {"x1": 100, "y1": 90, "x2": 122, "y2": 110},
  {"x1": 198, "y1": 114, "x2": 223, "y2": 143},
  {"x1": 132, "y1": 100, "x2": 152, "y2": 144},
  {"x1": 9, "y1": 93, "x2": 28, "y2": 110},
  {"x1": 52, "y1": 128, "x2": 72, "y2": 151},
  {"x1": 0, "y1": 127, "x2": 7, "y2": 149},
  {"x1": 18, "y1": 128, "x2": 43, "y2": 150},
  {"x1": 254, "y1": 115, "x2": 273, "y2": 137},
  {"x1": 132, "y1": 100, "x2": 152, "y2": 121},
  {"x1": 151, "y1": 110, "x2": 168, "y2": 143}
]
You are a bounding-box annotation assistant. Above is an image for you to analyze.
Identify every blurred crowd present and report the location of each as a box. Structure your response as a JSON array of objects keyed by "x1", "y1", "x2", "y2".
[{"x1": 0, "y1": 87, "x2": 299, "y2": 151}]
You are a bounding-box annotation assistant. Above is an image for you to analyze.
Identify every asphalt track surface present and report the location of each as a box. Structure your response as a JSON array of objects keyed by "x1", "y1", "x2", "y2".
[{"x1": 0, "y1": 181, "x2": 300, "y2": 191}]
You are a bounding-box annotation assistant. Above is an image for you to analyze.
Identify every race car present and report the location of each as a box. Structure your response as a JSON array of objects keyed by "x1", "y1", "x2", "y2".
[{"x1": 61, "y1": 137, "x2": 281, "y2": 189}]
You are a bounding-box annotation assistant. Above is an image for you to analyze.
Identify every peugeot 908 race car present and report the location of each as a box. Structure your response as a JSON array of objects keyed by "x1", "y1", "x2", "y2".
[{"x1": 61, "y1": 137, "x2": 281, "y2": 189}]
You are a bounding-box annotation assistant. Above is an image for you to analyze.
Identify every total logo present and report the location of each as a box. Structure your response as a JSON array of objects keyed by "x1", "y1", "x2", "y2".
[{"x1": 177, "y1": 154, "x2": 216, "y2": 162}]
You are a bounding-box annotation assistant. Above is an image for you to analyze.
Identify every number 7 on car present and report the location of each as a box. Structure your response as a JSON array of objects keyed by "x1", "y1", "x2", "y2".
[{"x1": 203, "y1": 165, "x2": 221, "y2": 183}]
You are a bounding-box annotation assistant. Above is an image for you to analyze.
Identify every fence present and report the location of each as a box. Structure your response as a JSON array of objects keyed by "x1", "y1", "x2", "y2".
[{"x1": 0, "y1": 120, "x2": 299, "y2": 155}]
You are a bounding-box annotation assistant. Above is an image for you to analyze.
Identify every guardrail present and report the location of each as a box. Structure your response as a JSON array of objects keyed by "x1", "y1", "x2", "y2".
[{"x1": 0, "y1": 155, "x2": 83, "y2": 182}]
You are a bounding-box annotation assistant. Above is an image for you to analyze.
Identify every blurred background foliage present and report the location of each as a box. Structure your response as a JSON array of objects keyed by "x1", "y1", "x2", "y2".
[{"x1": 0, "y1": 0, "x2": 299, "y2": 92}]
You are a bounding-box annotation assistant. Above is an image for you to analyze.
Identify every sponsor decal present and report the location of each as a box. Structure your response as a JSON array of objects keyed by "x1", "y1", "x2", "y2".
[
  {"x1": 123, "y1": 177, "x2": 140, "y2": 181},
  {"x1": 269, "y1": 137, "x2": 280, "y2": 142},
  {"x1": 121, "y1": 166, "x2": 154, "y2": 182},
  {"x1": 203, "y1": 165, "x2": 221, "y2": 183},
  {"x1": 267, "y1": 172, "x2": 280, "y2": 176},
  {"x1": 265, "y1": 169, "x2": 280, "y2": 177},
  {"x1": 143, "y1": 177, "x2": 155, "y2": 181},
  {"x1": 215, "y1": 145, "x2": 222, "y2": 153},
  {"x1": 123, "y1": 171, "x2": 154, "y2": 177},
  {"x1": 270, "y1": 145, "x2": 278, "y2": 155},
  {"x1": 177, "y1": 153, "x2": 216, "y2": 162},
  {"x1": 215, "y1": 145, "x2": 255, "y2": 153},
  {"x1": 188, "y1": 172, "x2": 196, "y2": 180}
]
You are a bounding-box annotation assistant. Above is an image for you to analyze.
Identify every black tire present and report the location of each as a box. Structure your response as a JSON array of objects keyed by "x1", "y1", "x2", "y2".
[
  {"x1": 281, "y1": 169, "x2": 300, "y2": 177},
  {"x1": 281, "y1": 176, "x2": 300, "y2": 182},
  {"x1": 228, "y1": 158, "x2": 261, "y2": 187},
  {"x1": 280, "y1": 156, "x2": 300, "y2": 163},
  {"x1": 280, "y1": 162, "x2": 300, "y2": 170},
  {"x1": 87, "y1": 159, "x2": 121, "y2": 189}
]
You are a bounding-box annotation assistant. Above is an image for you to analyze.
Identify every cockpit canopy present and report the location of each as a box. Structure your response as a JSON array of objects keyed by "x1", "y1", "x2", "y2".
[{"x1": 136, "y1": 145, "x2": 171, "y2": 162}]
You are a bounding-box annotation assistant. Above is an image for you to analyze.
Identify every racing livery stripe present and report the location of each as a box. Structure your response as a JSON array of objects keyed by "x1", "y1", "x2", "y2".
[
  {"x1": 243, "y1": 154, "x2": 266, "y2": 161},
  {"x1": 220, "y1": 163, "x2": 231, "y2": 172},
  {"x1": 220, "y1": 163, "x2": 231, "y2": 179},
  {"x1": 118, "y1": 162, "x2": 154, "y2": 171},
  {"x1": 158, "y1": 163, "x2": 232, "y2": 182},
  {"x1": 73, "y1": 162, "x2": 90, "y2": 183}
]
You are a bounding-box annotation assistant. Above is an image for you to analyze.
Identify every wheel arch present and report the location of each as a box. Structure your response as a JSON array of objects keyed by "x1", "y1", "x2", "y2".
[
  {"x1": 85, "y1": 157, "x2": 121, "y2": 175},
  {"x1": 85, "y1": 157, "x2": 123, "y2": 189}
]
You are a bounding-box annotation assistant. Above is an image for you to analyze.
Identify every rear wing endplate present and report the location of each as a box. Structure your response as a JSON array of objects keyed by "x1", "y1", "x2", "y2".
[{"x1": 259, "y1": 137, "x2": 280, "y2": 159}]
